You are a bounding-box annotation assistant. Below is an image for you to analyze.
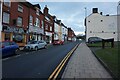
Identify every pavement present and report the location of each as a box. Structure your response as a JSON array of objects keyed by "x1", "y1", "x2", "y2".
[{"x1": 62, "y1": 42, "x2": 112, "y2": 78}]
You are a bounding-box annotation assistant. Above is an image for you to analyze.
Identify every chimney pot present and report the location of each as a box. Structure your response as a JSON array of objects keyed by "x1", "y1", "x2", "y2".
[{"x1": 92, "y1": 8, "x2": 98, "y2": 13}]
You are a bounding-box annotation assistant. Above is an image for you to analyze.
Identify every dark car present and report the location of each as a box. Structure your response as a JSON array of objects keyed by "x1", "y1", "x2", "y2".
[
  {"x1": 0, "y1": 41, "x2": 19, "y2": 57},
  {"x1": 88, "y1": 37, "x2": 102, "y2": 43},
  {"x1": 53, "y1": 40, "x2": 64, "y2": 45}
]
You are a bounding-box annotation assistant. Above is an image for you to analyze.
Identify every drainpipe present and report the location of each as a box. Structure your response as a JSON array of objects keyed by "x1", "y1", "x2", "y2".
[
  {"x1": 27, "y1": 5, "x2": 30, "y2": 43},
  {"x1": 0, "y1": 1, "x2": 3, "y2": 80},
  {"x1": 0, "y1": 1, "x2": 3, "y2": 42}
]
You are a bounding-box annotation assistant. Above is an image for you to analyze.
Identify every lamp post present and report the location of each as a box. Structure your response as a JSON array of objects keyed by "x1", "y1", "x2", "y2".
[{"x1": 84, "y1": 7, "x2": 87, "y2": 42}]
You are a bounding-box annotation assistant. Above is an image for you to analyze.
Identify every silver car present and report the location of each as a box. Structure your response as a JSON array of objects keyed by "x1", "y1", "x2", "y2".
[{"x1": 24, "y1": 40, "x2": 47, "y2": 51}]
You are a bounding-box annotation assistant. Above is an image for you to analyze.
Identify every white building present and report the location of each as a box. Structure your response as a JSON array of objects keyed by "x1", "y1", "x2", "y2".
[
  {"x1": 85, "y1": 8, "x2": 118, "y2": 42},
  {"x1": 117, "y1": 2, "x2": 120, "y2": 41},
  {"x1": 61, "y1": 23, "x2": 68, "y2": 42},
  {"x1": 54, "y1": 22, "x2": 59, "y2": 40}
]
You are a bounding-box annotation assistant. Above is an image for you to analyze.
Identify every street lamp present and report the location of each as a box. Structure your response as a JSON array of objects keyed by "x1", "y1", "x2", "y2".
[{"x1": 84, "y1": 7, "x2": 87, "y2": 42}]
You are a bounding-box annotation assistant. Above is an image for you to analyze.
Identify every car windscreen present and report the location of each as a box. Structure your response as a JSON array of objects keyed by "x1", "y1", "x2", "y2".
[
  {"x1": 2, "y1": 42, "x2": 10, "y2": 46},
  {"x1": 28, "y1": 41, "x2": 38, "y2": 44}
]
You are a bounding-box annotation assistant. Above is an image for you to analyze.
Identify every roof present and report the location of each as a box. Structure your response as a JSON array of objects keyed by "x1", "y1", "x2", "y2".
[{"x1": 33, "y1": 4, "x2": 41, "y2": 9}]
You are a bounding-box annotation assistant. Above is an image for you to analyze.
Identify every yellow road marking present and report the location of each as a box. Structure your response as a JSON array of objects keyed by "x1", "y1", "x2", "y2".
[{"x1": 48, "y1": 43, "x2": 79, "y2": 80}]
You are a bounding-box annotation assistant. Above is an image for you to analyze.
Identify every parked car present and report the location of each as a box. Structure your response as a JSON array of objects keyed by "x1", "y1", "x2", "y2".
[
  {"x1": 0, "y1": 41, "x2": 19, "y2": 57},
  {"x1": 53, "y1": 40, "x2": 64, "y2": 45},
  {"x1": 24, "y1": 40, "x2": 47, "y2": 51},
  {"x1": 88, "y1": 37, "x2": 102, "y2": 43}
]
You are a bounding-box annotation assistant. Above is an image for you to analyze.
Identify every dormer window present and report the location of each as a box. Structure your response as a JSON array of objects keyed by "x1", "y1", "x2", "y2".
[
  {"x1": 36, "y1": 9, "x2": 39, "y2": 15},
  {"x1": 18, "y1": 5, "x2": 23, "y2": 13}
]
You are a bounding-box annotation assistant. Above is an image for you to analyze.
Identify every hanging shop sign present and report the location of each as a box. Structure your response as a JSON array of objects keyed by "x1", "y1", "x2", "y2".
[{"x1": 29, "y1": 25, "x2": 44, "y2": 34}]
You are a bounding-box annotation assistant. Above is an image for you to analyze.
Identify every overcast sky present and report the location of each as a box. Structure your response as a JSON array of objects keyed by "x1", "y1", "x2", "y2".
[{"x1": 30, "y1": 2, "x2": 118, "y2": 35}]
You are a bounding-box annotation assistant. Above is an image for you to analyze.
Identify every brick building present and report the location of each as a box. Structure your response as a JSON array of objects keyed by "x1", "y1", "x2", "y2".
[
  {"x1": 43, "y1": 5, "x2": 54, "y2": 44},
  {"x1": 1, "y1": 1, "x2": 44, "y2": 46},
  {"x1": 68, "y1": 28, "x2": 76, "y2": 41}
]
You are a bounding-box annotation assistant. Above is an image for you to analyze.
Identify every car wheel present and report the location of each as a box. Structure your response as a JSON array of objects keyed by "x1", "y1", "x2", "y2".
[
  {"x1": 15, "y1": 48, "x2": 20, "y2": 55},
  {"x1": 44, "y1": 45, "x2": 47, "y2": 49},
  {"x1": 35, "y1": 47, "x2": 38, "y2": 51}
]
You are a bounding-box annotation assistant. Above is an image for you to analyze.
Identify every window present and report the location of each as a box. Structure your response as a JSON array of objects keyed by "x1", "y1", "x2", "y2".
[
  {"x1": 4, "y1": 0, "x2": 10, "y2": 7},
  {"x1": 102, "y1": 31, "x2": 104, "y2": 33},
  {"x1": 113, "y1": 32, "x2": 115, "y2": 34},
  {"x1": 35, "y1": 18, "x2": 40, "y2": 27},
  {"x1": 5, "y1": 33, "x2": 10, "y2": 40},
  {"x1": 17, "y1": 17, "x2": 22, "y2": 26},
  {"x1": 50, "y1": 26, "x2": 52, "y2": 31},
  {"x1": 18, "y1": 5, "x2": 23, "y2": 13},
  {"x1": 90, "y1": 31, "x2": 92, "y2": 33},
  {"x1": 29, "y1": 15, "x2": 33, "y2": 25},
  {"x1": 88, "y1": 21, "x2": 90, "y2": 22},
  {"x1": 46, "y1": 24, "x2": 48, "y2": 30},
  {"x1": 41, "y1": 20, "x2": 44, "y2": 28},
  {"x1": 3, "y1": 12, "x2": 10, "y2": 24},
  {"x1": 101, "y1": 20, "x2": 103, "y2": 22},
  {"x1": 36, "y1": 9, "x2": 39, "y2": 15}
]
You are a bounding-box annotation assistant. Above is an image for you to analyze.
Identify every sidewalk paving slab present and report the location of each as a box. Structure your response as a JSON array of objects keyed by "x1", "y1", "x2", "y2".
[{"x1": 62, "y1": 42, "x2": 112, "y2": 79}]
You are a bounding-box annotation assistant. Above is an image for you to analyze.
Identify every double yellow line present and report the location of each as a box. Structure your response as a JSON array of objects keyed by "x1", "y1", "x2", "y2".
[{"x1": 48, "y1": 43, "x2": 79, "y2": 80}]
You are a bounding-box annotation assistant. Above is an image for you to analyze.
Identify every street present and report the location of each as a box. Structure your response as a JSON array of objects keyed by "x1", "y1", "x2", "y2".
[{"x1": 2, "y1": 41, "x2": 80, "y2": 78}]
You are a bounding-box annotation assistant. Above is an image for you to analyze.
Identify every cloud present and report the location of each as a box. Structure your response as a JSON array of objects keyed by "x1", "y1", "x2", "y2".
[{"x1": 30, "y1": 2, "x2": 117, "y2": 34}]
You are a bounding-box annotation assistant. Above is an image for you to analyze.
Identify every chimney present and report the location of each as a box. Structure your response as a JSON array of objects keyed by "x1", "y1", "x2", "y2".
[
  {"x1": 43, "y1": 5, "x2": 49, "y2": 15},
  {"x1": 92, "y1": 8, "x2": 98, "y2": 13},
  {"x1": 100, "y1": 12, "x2": 102, "y2": 15}
]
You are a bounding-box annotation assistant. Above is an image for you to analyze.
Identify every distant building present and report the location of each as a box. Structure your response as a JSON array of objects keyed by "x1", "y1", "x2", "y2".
[
  {"x1": 61, "y1": 23, "x2": 68, "y2": 42},
  {"x1": 85, "y1": 8, "x2": 118, "y2": 42},
  {"x1": 68, "y1": 28, "x2": 76, "y2": 41}
]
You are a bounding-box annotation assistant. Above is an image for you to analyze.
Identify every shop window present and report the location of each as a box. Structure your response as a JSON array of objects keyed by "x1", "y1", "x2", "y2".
[
  {"x1": 17, "y1": 17, "x2": 22, "y2": 27},
  {"x1": 13, "y1": 34, "x2": 24, "y2": 43},
  {"x1": 5, "y1": 33, "x2": 10, "y2": 41},
  {"x1": 3, "y1": 12, "x2": 10, "y2": 24},
  {"x1": 18, "y1": 5, "x2": 23, "y2": 13}
]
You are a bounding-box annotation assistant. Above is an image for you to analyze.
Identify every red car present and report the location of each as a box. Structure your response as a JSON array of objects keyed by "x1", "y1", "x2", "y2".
[{"x1": 53, "y1": 40, "x2": 64, "y2": 45}]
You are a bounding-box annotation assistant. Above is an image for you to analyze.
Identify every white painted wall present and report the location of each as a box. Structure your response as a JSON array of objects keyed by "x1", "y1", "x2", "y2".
[
  {"x1": 86, "y1": 13, "x2": 118, "y2": 42},
  {"x1": 54, "y1": 23, "x2": 59, "y2": 40}
]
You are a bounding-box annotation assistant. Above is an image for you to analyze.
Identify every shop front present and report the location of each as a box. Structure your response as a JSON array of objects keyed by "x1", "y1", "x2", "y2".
[
  {"x1": 45, "y1": 32, "x2": 52, "y2": 44},
  {"x1": 2, "y1": 25, "x2": 26, "y2": 46},
  {"x1": 28, "y1": 25, "x2": 44, "y2": 42}
]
